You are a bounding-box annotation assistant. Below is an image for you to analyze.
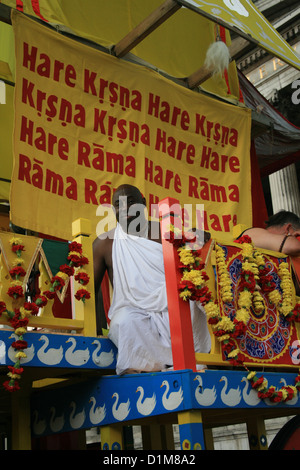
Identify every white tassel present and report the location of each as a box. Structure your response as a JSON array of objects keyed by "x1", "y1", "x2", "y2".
[{"x1": 204, "y1": 41, "x2": 231, "y2": 75}]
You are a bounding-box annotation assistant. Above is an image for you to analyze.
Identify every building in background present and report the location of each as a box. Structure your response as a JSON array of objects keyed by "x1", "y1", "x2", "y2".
[
  {"x1": 210, "y1": 0, "x2": 300, "y2": 450},
  {"x1": 237, "y1": 0, "x2": 300, "y2": 217}
]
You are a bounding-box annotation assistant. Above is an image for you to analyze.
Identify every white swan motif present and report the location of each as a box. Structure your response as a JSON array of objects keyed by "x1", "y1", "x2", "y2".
[
  {"x1": 92, "y1": 340, "x2": 114, "y2": 367},
  {"x1": 279, "y1": 378, "x2": 299, "y2": 406},
  {"x1": 37, "y1": 335, "x2": 64, "y2": 365},
  {"x1": 241, "y1": 377, "x2": 260, "y2": 406},
  {"x1": 65, "y1": 337, "x2": 90, "y2": 366},
  {"x1": 33, "y1": 410, "x2": 46, "y2": 436},
  {"x1": 69, "y1": 401, "x2": 86, "y2": 429},
  {"x1": 194, "y1": 375, "x2": 217, "y2": 406},
  {"x1": 220, "y1": 376, "x2": 241, "y2": 407},
  {"x1": 112, "y1": 393, "x2": 130, "y2": 421},
  {"x1": 160, "y1": 380, "x2": 183, "y2": 411},
  {"x1": 8, "y1": 334, "x2": 35, "y2": 364},
  {"x1": 136, "y1": 386, "x2": 156, "y2": 416},
  {"x1": 50, "y1": 407, "x2": 65, "y2": 433},
  {"x1": 89, "y1": 397, "x2": 106, "y2": 425}
]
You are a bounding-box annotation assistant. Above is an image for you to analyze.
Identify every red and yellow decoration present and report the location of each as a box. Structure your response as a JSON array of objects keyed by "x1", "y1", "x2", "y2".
[
  {"x1": 0, "y1": 238, "x2": 90, "y2": 392},
  {"x1": 166, "y1": 227, "x2": 300, "y2": 403}
]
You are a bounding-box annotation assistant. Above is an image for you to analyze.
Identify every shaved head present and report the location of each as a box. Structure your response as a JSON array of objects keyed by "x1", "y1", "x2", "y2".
[
  {"x1": 112, "y1": 185, "x2": 145, "y2": 206},
  {"x1": 112, "y1": 185, "x2": 147, "y2": 235}
]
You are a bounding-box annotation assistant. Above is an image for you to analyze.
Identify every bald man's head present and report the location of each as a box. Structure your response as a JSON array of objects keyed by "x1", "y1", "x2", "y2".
[{"x1": 112, "y1": 185, "x2": 147, "y2": 235}]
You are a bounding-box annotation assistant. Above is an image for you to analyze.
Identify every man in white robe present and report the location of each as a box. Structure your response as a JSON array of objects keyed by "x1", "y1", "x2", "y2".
[{"x1": 93, "y1": 185, "x2": 211, "y2": 374}]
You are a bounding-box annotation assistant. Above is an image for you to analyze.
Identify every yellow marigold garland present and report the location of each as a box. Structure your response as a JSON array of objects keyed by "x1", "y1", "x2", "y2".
[
  {"x1": 278, "y1": 262, "x2": 294, "y2": 317},
  {"x1": 215, "y1": 245, "x2": 233, "y2": 303}
]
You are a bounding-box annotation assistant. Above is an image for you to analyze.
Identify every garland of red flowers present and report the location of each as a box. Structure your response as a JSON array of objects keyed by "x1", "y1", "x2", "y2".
[
  {"x1": 165, "y1": 227, "x2": 300, "y2": 403},
  {"x1": 0, "y1": 239, "x2": 91, "y2": 392}
]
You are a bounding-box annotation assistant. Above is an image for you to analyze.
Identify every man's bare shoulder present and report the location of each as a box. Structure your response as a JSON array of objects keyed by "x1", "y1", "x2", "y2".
[
  {"x1": 93, "y1": 228, "x2": 115, "y2": 250},
  {"x1": 244, "y1": 227, "x2": 268, "y2": 236},
  {"x1": 244, "y1": 227, "x2": 277, "y2": 246}
]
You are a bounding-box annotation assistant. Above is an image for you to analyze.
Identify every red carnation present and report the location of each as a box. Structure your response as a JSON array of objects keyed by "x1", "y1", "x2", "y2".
[
  {"x1": 9, "y1": 313, "x2": 29, "y2": 329},
  {"x1": 259, "y1": 267, "x2": 270, "y2": 276},
  {"x1": 270, "y1": 391, "x2": 284, "y2": 403},
  {"x1": 79, "y1": 256, "x2": 89, "y2": 267},
  {"x1": 67, "y1": 253, "x2": 81, "y2": 266},
  {"x1": 230, "y1": 352, "x2": 245, "y2": 366},
  {"x1": 11, "y1": 340, "x2": 28, "y2": 350},
  {"x1": 164, "y1": 230, "x2": 184, "y2": 248},
  {"x1": 9, "y1": 266, "x2": 26, "y2": 279},
  {"x1": 0, "y1": 301, "x2": 7, "y2": 315},
  {"x1": 178, "y1": 263, "x2": 190, "y2": 270},
  {"x1": 193, "y1": 261, "x2": 205, "y2": 271},
  {"x1": 75, "y1": 289, "x2": 91, "y2": 302},
  {"x1": 234, "y1": 235, "x2": 252, "y2": 244},
  {"x1": 197, "y1": 270, "x2": 209, "y2": 281},
  {"x1": 68, "y1": 241, "x2": 83, "y2": 253},
  {"x1": 51, "y1": 275, "x2": 65, "y2": 291},
  {"x1": 11, "y1": 244, "x2": 25, "y2": 255},
  {"x1": 75, "y1": 272, "x2": 90, "y2": 286},
  {"x1": 214, "y1": 329, "x2": 227, "y2": 337},
  {"x1": 290, "y1": 303, "x2": 300, "y2": 322},
  {"x1": 34, "y1": 295, "x2": 48, "y2": 308},
  {"x1": 283, "y1": 386, "x2": 296, "y2": 401},
  {"x1": 231, "y1": 320, "x2": 247, "y2": 338},
  {"x1": 43, "y1": 290, "x2": 56, "y2": 300},
  {"x1": 59, "y1": 264, "x2": 75, "y2": 277},
  {"x1": 222, "y1": 342, "x2": 233, "y2": 354},
  {"x1": 179, "y1": 280, "x2": 194, "y2": 291},
  {"x1": 258, "y1": 389, "x2": 273, "y2": 399},
  {"x1": 251, "y1": 376, "x2": 265, "y2": 389},
  {"x1": 193, "y1": 286, "x2": 211, "y2": 303},
  {"x1": 240, "y1": 271, "x2": 256, "y2": 292},
  {"x1": 222, "y1": 340, "x2": 237, "y2": 358},
  {"x1": 24, "y1": 301, "x2": 39, "y2": 316},
  {"x1": 7, "y1": 285, "x2": 24, "y2": 299},
  {"x1": 8, "y1": 365, "x2": 24, "y2": 375},
  {"x1": 260, "y1": 274, "x2": 276, "y2": 292},
  {"x1": 3, "y1": 380, "x2": 20, "y2": 392},
  {"x1": 208, "y1": 317, "x2": 219, "y2": 325}
]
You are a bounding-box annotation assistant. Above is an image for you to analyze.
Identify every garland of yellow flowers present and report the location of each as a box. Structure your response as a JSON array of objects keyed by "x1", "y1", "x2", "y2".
[
  {"x1": 0, "y1": 238, "x2": 91, "y2": 392},
  {"x1": 166, "y1": 227, "x2": 300, "y2": 403}
]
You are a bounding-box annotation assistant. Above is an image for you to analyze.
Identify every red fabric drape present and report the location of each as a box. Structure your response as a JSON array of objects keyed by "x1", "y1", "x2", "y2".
[{"x1": 101, "y1": 271, "x2": 111, "y2": 324}]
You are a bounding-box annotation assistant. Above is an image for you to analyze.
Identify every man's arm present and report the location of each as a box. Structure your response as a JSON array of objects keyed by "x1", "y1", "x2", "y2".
[
  {"x1": 93, "y1": 237, "x2": 112, "y2": 334},
  {"x1": 93, "y1": 237, "x2": 110, "y2": 295},
  {"x1": 245, "y1": 228, "x2": 300, "y2": 256}
]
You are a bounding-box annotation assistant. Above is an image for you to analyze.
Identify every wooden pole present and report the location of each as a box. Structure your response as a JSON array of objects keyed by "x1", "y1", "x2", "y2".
[{"x1": 159, "y1": 197, "x2": 196, "y2": 372}]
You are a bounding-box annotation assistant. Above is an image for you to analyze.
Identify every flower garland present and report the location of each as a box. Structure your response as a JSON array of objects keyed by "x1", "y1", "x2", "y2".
[
  {"x1": 0, "y1": 238, "x2": 91, "y2": 392},
  {"x1": 165, "y1": 227, "x2": 300, "y2": 403}
]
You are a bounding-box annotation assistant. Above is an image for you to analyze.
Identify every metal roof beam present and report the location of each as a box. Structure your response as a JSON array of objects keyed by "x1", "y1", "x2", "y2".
[
  {"x1": 113, "y1": 0, "x2": 181, "y2": 58},
  {"x1": 0, "y1": 3, "x2": 12, "y2": 24}
]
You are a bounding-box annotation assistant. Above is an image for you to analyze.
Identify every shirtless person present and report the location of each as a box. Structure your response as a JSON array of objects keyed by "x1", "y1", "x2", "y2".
[
  {"x1": 239, "y1": 210, "x2": 300, "y2": 256},
  {"x1": 93, "y1": 185, "x2": 160, "y2": 292},
  {"x1": 93, "y1": 184, "x2": 211, "y2": 374}
]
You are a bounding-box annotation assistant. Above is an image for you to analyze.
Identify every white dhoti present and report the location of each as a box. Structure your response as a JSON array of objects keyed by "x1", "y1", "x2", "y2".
[{"x1": 108, "y1": 223, "x2": 211, "y2": 374}]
